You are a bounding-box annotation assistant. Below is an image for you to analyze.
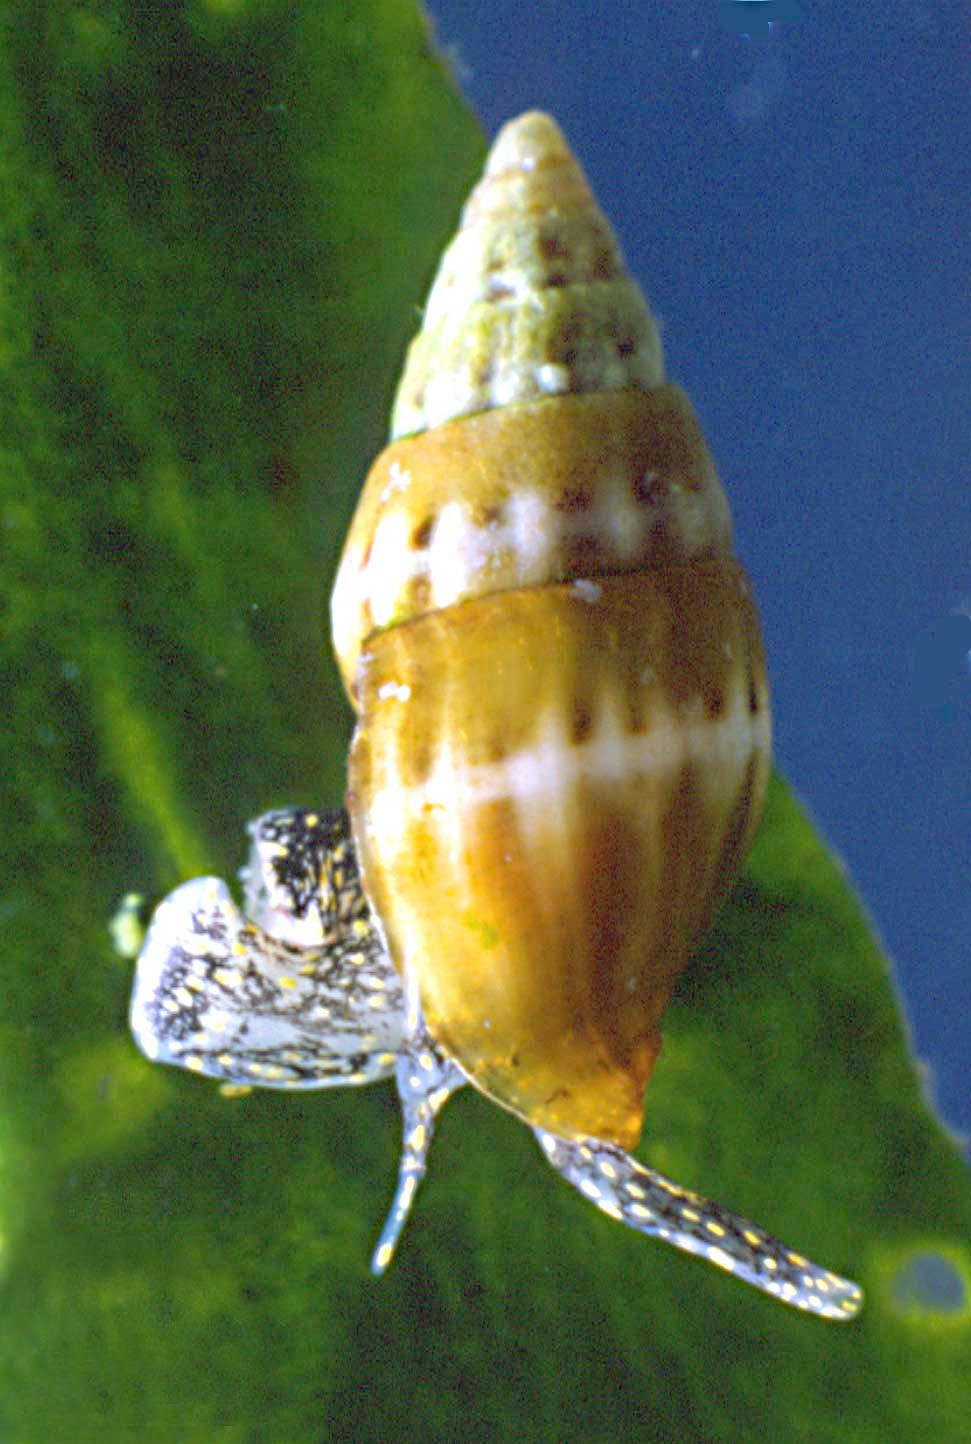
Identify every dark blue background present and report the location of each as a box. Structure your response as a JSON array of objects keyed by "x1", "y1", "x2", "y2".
[{"x1": 427, "y1": 1, "x2": 970, "y2": 1144}]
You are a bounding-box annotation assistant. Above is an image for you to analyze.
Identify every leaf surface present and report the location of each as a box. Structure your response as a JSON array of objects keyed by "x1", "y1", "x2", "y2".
[{"x1": 0, "y1": 4, "x2": 967, "y2": 1441}]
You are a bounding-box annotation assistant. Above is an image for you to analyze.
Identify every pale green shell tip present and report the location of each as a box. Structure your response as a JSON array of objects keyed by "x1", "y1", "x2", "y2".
[
  {"x1": 390, "y1": 111, "x2": 664, "y2": 442},
  {"x1": 484, "y1": 111, "x2": 569, "y2": 177}
]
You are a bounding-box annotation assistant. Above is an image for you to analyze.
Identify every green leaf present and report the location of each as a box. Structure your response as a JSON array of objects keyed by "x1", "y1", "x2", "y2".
[{"x1": 1, "y1": 3, "x2": 967, "y2": 1440}]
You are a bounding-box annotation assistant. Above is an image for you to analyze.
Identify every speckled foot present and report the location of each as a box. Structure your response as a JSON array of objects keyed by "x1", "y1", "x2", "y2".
[
  {"x1": 534, "y1": 1129, "x2": 863, "y2": 1320},
  {"x1": 370, "y1": 1023, "x2": 467, "y2": 1275}
]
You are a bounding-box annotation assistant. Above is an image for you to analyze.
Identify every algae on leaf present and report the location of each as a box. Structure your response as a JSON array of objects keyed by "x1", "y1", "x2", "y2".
[{"x1": 0, "y1": 3, "x2": 968, "y2": 1442}]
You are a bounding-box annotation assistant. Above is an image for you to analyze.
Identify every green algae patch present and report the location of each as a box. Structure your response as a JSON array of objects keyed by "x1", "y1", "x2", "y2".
[
  {"x1": 0, "y1": 3, "x2": 968, "y2": 1442},
  {"x1": 54, "y1": 1037, "x2": 172, "y2": 1164}
]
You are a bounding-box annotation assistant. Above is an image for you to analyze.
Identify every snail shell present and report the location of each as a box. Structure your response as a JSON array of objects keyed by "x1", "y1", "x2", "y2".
[{"x1": 331, "y1": 111, "x2": 771, "y2": 1148}]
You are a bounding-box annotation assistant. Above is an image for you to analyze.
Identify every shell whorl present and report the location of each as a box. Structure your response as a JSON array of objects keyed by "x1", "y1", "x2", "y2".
[
  {"x1": 331, "y1": 111, "x2": 734, "y2": 698},
  {"x1": 334, "y1": 111, "x2": 772, "y2": 1147},
  {"x1": 389, "y1": 111, "x2": 664, "y2": 441}
]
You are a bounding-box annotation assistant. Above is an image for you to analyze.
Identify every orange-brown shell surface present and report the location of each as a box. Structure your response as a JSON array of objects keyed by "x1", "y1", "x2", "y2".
[
  {"x1": 332, "y1": 110, "x2": 772, "y2": 1147},
  {"x1": 348, "y1": 567, "x2": 770, "y2": 1146},
  {"x1": 332, "y1": 386, "x2": 734, "y2": 698}
]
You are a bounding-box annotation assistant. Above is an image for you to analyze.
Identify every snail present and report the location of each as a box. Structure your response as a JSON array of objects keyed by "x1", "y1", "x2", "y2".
[{"x1": 130, "y1": 112, "x2": 862, "y2": 1320}]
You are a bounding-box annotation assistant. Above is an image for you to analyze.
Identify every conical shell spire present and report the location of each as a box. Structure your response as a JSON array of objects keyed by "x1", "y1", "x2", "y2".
[
  {"x1": 331, "y1": 112, "x2": 732, "y2": 698},
  {"x1": 389, "y1": 111, "x2": 664, "y2": 441}
]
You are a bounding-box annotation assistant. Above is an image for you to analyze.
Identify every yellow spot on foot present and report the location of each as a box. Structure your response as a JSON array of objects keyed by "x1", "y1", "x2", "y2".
[{"x1": 707, "y1": 1247, "x2": 735, "y2": 1273}]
